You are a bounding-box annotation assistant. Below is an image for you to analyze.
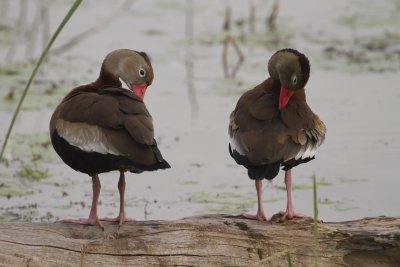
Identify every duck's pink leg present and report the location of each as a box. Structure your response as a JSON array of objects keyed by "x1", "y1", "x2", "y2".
[
  {"x1": 59, "y1": 175, "x2": 103, "y2": 230},
  {"x1": 242, "y1": 179, "x2": 269, "y2": 221},
  {"x1": 279, "y1": 169, "x2": 308, "y2": 220},
  {"x1": 101, "y1": 171, "x2": 135, "y2": 225}
]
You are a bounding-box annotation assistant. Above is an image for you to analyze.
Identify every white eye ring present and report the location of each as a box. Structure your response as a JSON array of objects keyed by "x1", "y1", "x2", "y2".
[
  {"x1": 138, "y1": 68, "x2": 146, "y2": 77},
  {"x1": 291, "y1": 75, "x2": 298, "y2": 85}
]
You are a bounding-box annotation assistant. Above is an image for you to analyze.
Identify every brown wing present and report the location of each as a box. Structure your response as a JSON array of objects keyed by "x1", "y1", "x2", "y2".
[
  {"x1": 102, "y1": 88, "x2": 154, "y2": 146},
  {"x1": 229, "y1": 79, "x2": 326, "y2": 166},
  {"x1": 50, "y1": 86, "x2": 157, "y2": 165},
  {"x1": 229, "y1": 79, "x2": 284, "y2": 164}
]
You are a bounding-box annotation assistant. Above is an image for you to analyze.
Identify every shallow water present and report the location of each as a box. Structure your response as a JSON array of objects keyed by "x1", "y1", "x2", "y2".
[{"x1": 0, "y1": 0, "x2": 399, "y2": 223}]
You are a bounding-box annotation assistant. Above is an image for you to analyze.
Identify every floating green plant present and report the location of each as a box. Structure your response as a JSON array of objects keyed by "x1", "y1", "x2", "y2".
[
  {"x1": 318, "y1": 197, "x2": 358, "y2": 211},
  {"x1": 318, "y1": 198, "x2": 336, "y2": 205},
  {"x1": 179, "y1": 179, "x2": 199, "y2": 185},
  {"x1": 334, "y1": 202, "x2": 358, "y2": 212},
  {"x1": 275, "y1": 177, "x2": 332, "y2": 191},
  {"x1": 6, "y1": 133, "x2": 57, "y2": 163},
  {"x1": 187, "y1": 191, "x2": 280, "y2": 206},
  {"x1": 0, "y1": 214, "x2": 13, "y2": 222},
  {"x1": 0, "y1": 185, "x2": 32, "y2": 198},
  {"x1": 143, "y1": 29, "x2": 164, "y2": 36},
  {"x1": 16, "y1": 166, "x2": 51, "y2": 180},
  {"x1": 0, "y1": 75, "x2": 70, "y2": 111},
  {"x1": 157, "y1": 1, "x2": 185, "y2": 10},
  {"x1": 0, "y1": 64, "x2": 25, "y2": 76},
  {"x1": 339, "y1": 177, "x2": 368, "y2": 183}
]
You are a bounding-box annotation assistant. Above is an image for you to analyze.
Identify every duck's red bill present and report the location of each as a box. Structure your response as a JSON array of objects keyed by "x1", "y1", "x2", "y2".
[
  {"x1": 131, "y1": 83, "x2": 147, "y2": 100},
  {"x1": 279, "y1": 86, "x2": 294, "y2": 109}
]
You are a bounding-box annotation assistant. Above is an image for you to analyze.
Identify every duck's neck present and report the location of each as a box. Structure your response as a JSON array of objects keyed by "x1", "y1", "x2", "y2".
[
  {"x1": 92, "y1": 54, "x2": 124, "y2": 89},
  {"x1": 293, "y1": 88, "x2": 306, "y2": 101},
  {"x1": 268, "y1": 77, "x2": 306, "y2": 101},
  {"x1": 260, "y1": 78, "x2": 281, "y2": 94}
]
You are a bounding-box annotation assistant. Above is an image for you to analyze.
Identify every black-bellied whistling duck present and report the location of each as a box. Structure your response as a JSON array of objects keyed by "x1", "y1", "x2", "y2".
[
  {"x1": 229, "y1": 48, "x2": 326, "y2": 221},
  {"x1": 50, "y1": 49, "x2": 170, "y2": 229}
]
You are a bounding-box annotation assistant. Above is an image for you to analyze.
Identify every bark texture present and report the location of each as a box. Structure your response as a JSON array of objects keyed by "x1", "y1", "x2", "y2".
[{"x1": 0, "y1": 215, "x2": 399, "y2": 267}]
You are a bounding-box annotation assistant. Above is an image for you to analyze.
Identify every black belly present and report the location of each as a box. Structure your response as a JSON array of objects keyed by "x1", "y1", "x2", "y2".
[
  {"x1": 229, "y1": 144, "x2": 314, "y2": 180},
  {"x1": 51, "y1": 130, "x2": 170, "y2": 175}
]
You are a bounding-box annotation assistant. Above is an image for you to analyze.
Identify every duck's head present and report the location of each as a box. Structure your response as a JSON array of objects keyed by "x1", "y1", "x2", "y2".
[
  {"x1": 101, "y1": 49, "x2": 154, "y2": 100},
  {"x1": 267, "y1": 48, "x2": 310, "y2": 109}
]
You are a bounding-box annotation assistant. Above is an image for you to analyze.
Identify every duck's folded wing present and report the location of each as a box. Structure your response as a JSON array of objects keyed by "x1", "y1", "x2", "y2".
[
  {"x1": 229, "y1": 88, "x2": 282, "y2": 164},
  {"x1": 52, "y1": 90, "x2": 155, "y2": 156},
  {"x1": 229, "y1": 89, "x2": 326, "y2": 166}
]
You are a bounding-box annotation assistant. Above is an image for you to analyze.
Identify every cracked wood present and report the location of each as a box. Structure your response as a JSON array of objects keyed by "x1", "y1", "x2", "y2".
[{"x1": 0, "y1": 215, "x2": 399, "y2": 266}]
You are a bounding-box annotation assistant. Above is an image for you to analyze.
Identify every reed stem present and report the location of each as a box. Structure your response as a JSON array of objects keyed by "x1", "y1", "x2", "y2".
[{"x1": 0, "y1": 0, "x2": 82, "y2": 162}]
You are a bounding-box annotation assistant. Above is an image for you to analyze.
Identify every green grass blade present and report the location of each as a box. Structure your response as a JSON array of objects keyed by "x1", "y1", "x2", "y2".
[
  {"x1": 313, "y1": 173, "x2": 318, "y2": 239},
  {"x1": 0, "y1": 0, "x2": 82, "y2": 162},
  {"x1": 286, "y1": 251, "x2": 293, "y2": 267}
]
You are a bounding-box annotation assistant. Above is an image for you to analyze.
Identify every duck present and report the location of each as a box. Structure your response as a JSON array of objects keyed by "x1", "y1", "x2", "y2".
[
  {"x1": 228, "y1": 48, "x2": 326, "y2": 221},
  {"x1": 50, "y1": 49, "x2": 170, "y2": 229}
]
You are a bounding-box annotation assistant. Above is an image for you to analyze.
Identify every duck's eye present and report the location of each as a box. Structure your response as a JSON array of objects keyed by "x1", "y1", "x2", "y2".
[
  {"x1": 291, "y1": 75, "x2": 298, "y2": 85},
  {"x1": 138, "y1": 68, "x2": 146, "y2": 77}
]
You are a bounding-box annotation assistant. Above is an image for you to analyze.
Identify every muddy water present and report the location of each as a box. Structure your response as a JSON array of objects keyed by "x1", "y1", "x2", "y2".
[{"x1": 0, "y1": 0, "x2": 399, "y2": 223}]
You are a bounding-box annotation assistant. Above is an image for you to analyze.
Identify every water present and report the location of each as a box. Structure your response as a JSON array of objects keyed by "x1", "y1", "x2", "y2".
[{"x1": 0, "y1": 0, "x2": 399, "y2": 223}]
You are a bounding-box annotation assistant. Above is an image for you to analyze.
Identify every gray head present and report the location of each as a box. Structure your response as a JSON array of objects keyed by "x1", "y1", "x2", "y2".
[
  {"x1": 102, "y1": 49, "x2": 154, "y2": 99},
  {"x1": 268, "y1": 48, "x2": 310, "y2": 90}
]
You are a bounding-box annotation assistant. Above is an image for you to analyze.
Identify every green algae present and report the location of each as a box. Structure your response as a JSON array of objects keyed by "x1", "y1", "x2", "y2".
[
  {"x1": 156, "y1": 1, "x2": 184, "y2": 10},
  {"x1": 7, "y1": 132, "x2": 56, "y2": 163},
  {"x1": 318, "y1": 198, "x2": 337, "y2": 205},
  {"x1": 339, "y1": 177, "x2": 368, "y2": 184},
  {"x1": 0, "y1": 185, "x2": 32, "y2": 198},
  {"x1": 143, "y1": 29, "x2": 164, "y2": 36},
  {"x1": 334, "y1": 202, "x2": 358, "y2": 212},
  {"x1": 0, "y1": 64, "x2": 26, "y2": 76},
  {"x1": 274, "y1": 178, "x2": 332, "y2": 191},
  {"x1": 195, "y1": 0, "x2": 400, "y2": 74},
  {"x1": 318, "y1": 0, "x2": 400, "y2": 72},
  {"x1": 179, "y1": 180, "x2": 199, "y2": 185},
  {"x1": 0, "y1": 60, "x2": 71, "y2": 112},
  {"x1": 42, "y1": 178, "x2": 62, "y2": 187},
  {"x1": 0, "y1": 52, "x2": 79, "y2": 113},
  {"x1": 1, "y1": 83, "x2": 70, "y2": 111},
  {"x1": 187, "y1": 191, "x2": 281, "y2": 206},
  {"x1": 0, "y1": 214, "x2": 13, "y2": 222},
  {"x1": 16, "y1": 166, "x2": 51, "y2": 180},
  {"x1": 0, "y1": 25, "x2": 12, "y2": 46},
  {"x1": 318, "y1": 198, "x2": 358, "y2": 212}
]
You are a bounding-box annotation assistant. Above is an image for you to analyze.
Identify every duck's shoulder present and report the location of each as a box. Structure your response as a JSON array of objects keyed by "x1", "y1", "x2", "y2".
[
  {"x1": 99, "y1": 86, "x2": 150, "y2": 116},
  {"x1": 234, "y1": 78, "x2": 280, "y2": 122},
  {"x1": 281, "y1": 92, "x2": 320, "y2": 131}
]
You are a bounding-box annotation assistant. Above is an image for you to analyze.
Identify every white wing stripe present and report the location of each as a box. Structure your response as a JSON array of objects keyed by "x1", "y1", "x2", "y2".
[
  {"x1": 230, "y1": 135, "x2": 246, "y2": 156},
  {"x1": 55, "y1": 119, "x2": 122, "y2": 156}
]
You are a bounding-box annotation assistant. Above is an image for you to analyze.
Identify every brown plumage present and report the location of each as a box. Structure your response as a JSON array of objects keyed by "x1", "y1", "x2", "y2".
[
  {"x1": 50, "y1": 49, "x2": 170, "y2": 228},
  {"x1": 229, "y1": 48, "x2": 326, "y2": 221}
]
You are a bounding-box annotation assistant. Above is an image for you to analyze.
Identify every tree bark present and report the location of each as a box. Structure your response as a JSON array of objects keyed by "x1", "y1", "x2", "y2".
[{"x1": 0, "y1": 215, "x2": 399, "y2": 267}]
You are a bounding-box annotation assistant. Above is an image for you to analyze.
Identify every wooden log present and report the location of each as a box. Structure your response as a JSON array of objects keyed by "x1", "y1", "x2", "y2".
[{"x1": 0, "y1": 215, "x2": 399, "y2": 267}]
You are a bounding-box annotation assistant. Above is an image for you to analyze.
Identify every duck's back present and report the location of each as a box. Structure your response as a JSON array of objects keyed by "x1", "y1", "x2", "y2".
[{"x1": 50, "y1": 85, "x2": 170, "y2": 175}]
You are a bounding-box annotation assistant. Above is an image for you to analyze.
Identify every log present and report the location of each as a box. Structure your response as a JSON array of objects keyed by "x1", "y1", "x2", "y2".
[{"x1": 0, "y1": 215, "x2": 399, "y2": 267}]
